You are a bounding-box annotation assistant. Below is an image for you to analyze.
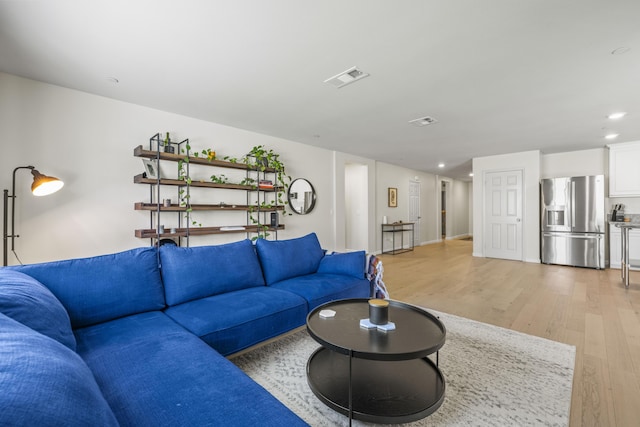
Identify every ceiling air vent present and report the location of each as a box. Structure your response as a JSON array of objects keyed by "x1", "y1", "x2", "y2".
[
  {"x1": 324, "y1": 66, "x2": 370, "y2": 88},
  {"x1": 408, "y1": 116, "x2": 438, "y2": 127}
]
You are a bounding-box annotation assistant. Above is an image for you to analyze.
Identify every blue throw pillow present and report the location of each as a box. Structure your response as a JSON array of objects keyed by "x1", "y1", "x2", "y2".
[
  {"x1": 255, "y1": 233, "x2": 325, "y2": 285},
  {"x1": 160, "y1": 239, "x2": 266, "y2": 306},
  {"x1": 0, "y1": 313, "x2": 119, "y2": 426},
  {"x1": 317, "y1": 251, "x2": 366, "y2": 279},
  {"x1": 0, "y1": 269, "x2": 76, "y2": 351},
  {"x1": 9, "y1": 247, "x2": 166, "y2": 328}
]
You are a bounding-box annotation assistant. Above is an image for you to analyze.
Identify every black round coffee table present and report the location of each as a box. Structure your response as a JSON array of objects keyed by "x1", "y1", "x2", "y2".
[{"x1": 306, "y1": 298, "x2": 446, "y2": 424}]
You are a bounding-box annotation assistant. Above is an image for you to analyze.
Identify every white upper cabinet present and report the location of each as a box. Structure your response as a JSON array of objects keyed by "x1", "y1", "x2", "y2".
[{"x1": 609, "y1": 141, "x2": 640, "y2": 197}]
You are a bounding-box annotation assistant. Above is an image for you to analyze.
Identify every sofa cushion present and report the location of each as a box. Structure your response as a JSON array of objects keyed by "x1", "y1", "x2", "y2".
[
  {"x1": 256, "y1": 232, "x2": 325, "y2": 285},
  {"x1": 160, "y1": 239, "x2": 266, "y2": 306},
  {"x1": 75, "y1": 311, "x2": 307, "y2": 426},
  {"x1": 0, "y1": 313, "x2": 118, "y2": 427},
  {"x1": 270, "y1": 273, "x2": 370, "y2": 311},
  {"x1": 9, "y1": 247, "x2": 165, "y2": 328},
  {"x1": 317, "y1": 250, "x2": 366, "y2": 279},
  {"x1": 164, "y1": 287, "x2": 308, "y2": 356},
  {"x1": 0, "y1": 269, "x2": 76, "y2": 351}
]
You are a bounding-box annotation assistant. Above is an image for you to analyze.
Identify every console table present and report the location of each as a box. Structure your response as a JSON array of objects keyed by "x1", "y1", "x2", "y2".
[{"x1": 381, "y1": 222, "x2": 414, "y2": 255}]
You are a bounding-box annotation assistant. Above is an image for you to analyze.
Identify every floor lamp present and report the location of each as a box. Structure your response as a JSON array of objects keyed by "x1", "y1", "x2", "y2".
[{"x1": 3, "y1": 166, "x2": 64, "y2": 266}]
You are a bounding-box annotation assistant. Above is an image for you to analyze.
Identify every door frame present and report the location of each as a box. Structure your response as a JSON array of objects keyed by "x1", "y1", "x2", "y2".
[
  {"x1": 408, "y1": 180, "x2": 421, "y2": 246},
  {"x1": 436, "y1": 176, "x2": 452, "y2": 241}
]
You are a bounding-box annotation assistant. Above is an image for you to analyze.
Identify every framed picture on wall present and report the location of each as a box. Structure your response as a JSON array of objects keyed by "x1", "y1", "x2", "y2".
[{"x1": 388, "y1": 187, "x2": 397, "y2": 207}]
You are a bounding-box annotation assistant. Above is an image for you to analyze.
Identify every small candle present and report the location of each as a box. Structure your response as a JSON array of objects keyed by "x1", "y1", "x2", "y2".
[{"x1": 368, "y1": 299, "x2": 389, "y2": 325}]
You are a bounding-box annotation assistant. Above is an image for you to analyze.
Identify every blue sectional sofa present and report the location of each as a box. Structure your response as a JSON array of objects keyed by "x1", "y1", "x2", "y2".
[{"x1": 0, "y1": 233, "x2": 370, "y2": 426}]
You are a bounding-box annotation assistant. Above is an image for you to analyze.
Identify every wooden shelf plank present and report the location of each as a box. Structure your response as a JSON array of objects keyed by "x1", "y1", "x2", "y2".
[
  {"x1": 134, "y1": 202, "x2": 285, "y2": 212},
  {"x1": 133, "y1": 145, "x2": 278, "y2": 172},
  {"x1": 133, "y1": 174, "x2": 254, "y2": 190},
  {"x1": 134, "y1": 224, "x2": 285, "y2": 239}
]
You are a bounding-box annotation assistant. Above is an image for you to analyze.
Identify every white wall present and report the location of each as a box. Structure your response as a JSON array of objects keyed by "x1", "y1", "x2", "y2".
[
  {"x1": 472, "y1": 150, "x2": 541, "y2": 263},
  {"x1": 374, "y1": 163, "x2": 466, "y2": 249},
  {"x1": 1, "y1": 72, "x2": 472, "y2": 263},
  {"x1": 0, "y1": 72, "x2": 337, "y2": 263},
  {"x1": 540, "y1": 148, "x2": 607, "y2": 179}
]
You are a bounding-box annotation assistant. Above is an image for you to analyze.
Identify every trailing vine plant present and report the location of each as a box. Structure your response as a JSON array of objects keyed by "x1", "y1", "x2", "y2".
[
  {"x1": 242, "y1": 145, "x2": 292, "y2": 240},
  {"x1": 177, "y1": 142, "x2": 201, "y2": 227},
  {"x1": 174, "y1": 143, "x2": 291, "y2": 237},
  {"x1": 243, "y1": 145, "x2": 292, "y2": 215}
]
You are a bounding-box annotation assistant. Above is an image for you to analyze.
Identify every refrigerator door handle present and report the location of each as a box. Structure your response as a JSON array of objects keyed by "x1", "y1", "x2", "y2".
[
  {"x1": 542, "y1": 232, "x2": 602, "y2": 239},
  {"x1": 571, "y1": 180, "x2": 576, "y2": 231}
]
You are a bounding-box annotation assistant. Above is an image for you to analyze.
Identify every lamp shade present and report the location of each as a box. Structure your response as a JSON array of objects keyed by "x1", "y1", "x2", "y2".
[{"x1": 30, "y1": 169, "x2": 64, "y2": 196}]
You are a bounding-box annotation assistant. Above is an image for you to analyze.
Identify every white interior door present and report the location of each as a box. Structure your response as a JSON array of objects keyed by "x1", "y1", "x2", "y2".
[
  {"x1": 408, "y1": 181, "x2": 421, "y2": 245},
  {"x1": 484, "y1": 170, "x2": 523, "y2": 260}
]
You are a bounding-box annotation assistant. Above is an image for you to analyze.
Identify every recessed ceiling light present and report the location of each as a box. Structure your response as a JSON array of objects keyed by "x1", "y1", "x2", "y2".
[
  {"x1": 469, "y1": 173, "x2": 474, "y2": 177},
  {"x1": 324, "y1": 66, "x2": 370, "y2": 88},
  {"x1": 611, "y1": 47, "x2": 631, "y2": 55},
  {"x1": 607, "y1": 112, "x2": 627, "y2": 120},
  {"x1": 438, "y1": 163, "x2": 445, "y2": 168},
  {"x1": 605, "y1": 133, "x2": 619, "y2": 140},
  {"x1": 408, "y1": 116, "x2": 438, "y2": 127}
]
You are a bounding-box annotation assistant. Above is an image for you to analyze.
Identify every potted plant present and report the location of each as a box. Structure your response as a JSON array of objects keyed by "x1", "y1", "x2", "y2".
[
  {"x1": 163, "y1": 132, "x2": 175, "y2": 154},
  {"x1": 243, "y1": 145, "x2": 291, "y2": 213}
]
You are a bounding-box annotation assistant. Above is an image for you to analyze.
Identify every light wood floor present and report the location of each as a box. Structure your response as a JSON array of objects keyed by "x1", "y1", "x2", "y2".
[{"x1": 379, "y1": 239, "x2": 640, "y2": 427}]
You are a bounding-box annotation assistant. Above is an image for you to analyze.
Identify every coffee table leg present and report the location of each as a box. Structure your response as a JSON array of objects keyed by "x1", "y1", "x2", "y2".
[{"x1": 349, "y1": 349, "x2": 353, "y2": 427}]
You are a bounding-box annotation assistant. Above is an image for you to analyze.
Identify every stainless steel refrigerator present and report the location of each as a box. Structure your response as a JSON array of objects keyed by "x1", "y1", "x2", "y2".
[{"x1": 540, "y1": 175, "x2": 606, "y2": 269}]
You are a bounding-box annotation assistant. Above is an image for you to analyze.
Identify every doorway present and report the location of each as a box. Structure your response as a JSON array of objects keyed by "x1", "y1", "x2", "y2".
[
  {"x1": 345, "y1": 163, "x2": 368, "y2": 251},
  {"x1": 441, "y1": 181, "x2": 446, "y2": 239},
  {"x1": 408, "y1": 180, "x2": 421, "y2": 245},
  {"x1": 438, "y1": 178, "x2": 452, "y2": 241}
]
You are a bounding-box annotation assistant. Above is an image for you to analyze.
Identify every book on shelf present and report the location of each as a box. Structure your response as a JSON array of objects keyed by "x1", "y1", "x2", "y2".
[
  {"x1": 258, "y1": 179, "x2": 274, "y2": 189},
  {"x1": 220, "y1": 226, "x2": 246, "y2": 231}
]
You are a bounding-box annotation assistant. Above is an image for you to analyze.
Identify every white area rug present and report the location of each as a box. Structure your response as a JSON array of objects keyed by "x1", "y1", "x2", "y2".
[{"x1": 232, "y1": 309, "x2": 575, "y2": 426}]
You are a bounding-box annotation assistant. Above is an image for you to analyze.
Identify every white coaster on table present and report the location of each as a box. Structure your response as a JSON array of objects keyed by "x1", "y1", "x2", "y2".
[
  {"x1": 319, "y1": 309, "x2": 336, "y2": 319},
  {"x1": 359, "y1": 318, "x2": 396, "y2": 331}
]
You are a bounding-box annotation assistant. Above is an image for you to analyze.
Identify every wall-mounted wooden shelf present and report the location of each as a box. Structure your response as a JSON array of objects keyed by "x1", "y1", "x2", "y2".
[
  {"x1": 133, "y1": 135, "x2": 285, "y2": 245},
  {"x1": 134, "y1": 202, "x2": 284, "y2": 212},
  {"x1": 134, "y1": 225, "x2": 285, "y2": 239},
  {"x1": 133, "y1": 145, "x2": 278, "y2": 172}
]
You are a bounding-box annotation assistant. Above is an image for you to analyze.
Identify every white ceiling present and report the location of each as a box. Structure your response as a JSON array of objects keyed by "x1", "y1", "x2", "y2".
[{"x1": 1, "y1": 0, "x2": 639, "y2": 181}]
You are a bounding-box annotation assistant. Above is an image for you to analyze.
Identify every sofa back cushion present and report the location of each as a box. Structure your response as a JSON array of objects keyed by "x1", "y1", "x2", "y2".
[
  {"x1": 10, "y1": 247, "x2": 165, "y2": 329},
  {"x1": 316, "y1": 250, "x2": 366, "y2": 279},
  {"x1": 0, "y1": 269, "x2": 76, "y2": 351},
  {"x1": 160, "y1": 239, "x2": 266, "y2": 306},
  {"x1": 256, "y1": 232, "x2": 325, "y2": 285},
  {"x1": 0, "y1": 313, "x2": 119, "y2": 427}
]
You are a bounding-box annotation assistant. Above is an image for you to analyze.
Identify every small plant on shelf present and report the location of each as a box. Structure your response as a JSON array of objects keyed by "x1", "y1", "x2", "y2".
[
  {"x1": 223, "y1": 155, "x2": 238, "y2": 164},
  {"x1": 239, "y1": 177, "x2": 257, "y2": 188},
  {"x1": 193, "y1": 148, "x2": 216, "y2": 161},
  {"x1": 210, "y1": 174, "x2": 229, "y2": 184},
  {"x1": 162, "y1": 132, "x2": 175, "y2": 154}
]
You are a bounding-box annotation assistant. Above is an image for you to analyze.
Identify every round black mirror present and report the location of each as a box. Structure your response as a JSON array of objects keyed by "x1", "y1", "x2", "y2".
[{"x1": 288, "y1": 178, "x2": 316, "y2": 215}]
